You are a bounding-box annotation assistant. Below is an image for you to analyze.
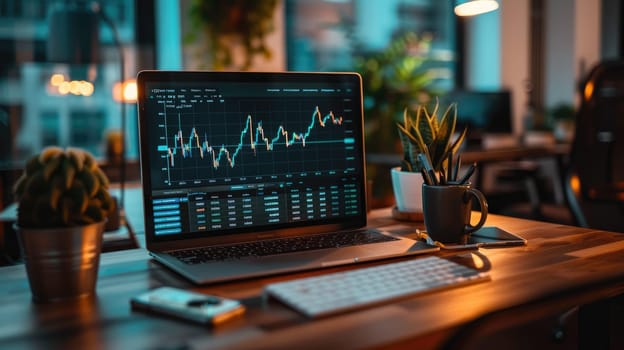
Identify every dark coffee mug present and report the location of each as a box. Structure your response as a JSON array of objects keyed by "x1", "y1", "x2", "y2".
[{"x1": 422, "y1": 184, "x2": 488, "y2": 244}]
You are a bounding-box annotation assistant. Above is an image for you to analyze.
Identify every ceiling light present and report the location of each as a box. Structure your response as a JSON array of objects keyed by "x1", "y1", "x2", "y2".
[{"x1": 454, "y1": 0, "x2": 499, "y2": 17}]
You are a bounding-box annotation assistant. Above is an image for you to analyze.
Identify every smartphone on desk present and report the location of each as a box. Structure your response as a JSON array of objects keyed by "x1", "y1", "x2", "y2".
[
  {"x1": 469, "y1": 226, "x2": 527, "y2": 247},
  {"x1": 130, "y1": 286, "x2": 245, "y2": 325}
]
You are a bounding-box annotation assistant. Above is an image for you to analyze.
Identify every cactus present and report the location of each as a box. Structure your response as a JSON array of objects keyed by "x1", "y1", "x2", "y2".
[{"x1": 13, "y1": 147, "x2": 116, "y2": 228}]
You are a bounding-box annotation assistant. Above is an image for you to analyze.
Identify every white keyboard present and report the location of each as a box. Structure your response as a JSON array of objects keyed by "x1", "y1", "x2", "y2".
[{"x1": 265, "y1": 256, "x2": 490, "y2": 318}]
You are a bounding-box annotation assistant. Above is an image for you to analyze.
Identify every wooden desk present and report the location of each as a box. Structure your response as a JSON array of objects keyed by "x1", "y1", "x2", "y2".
[{"x1": 1, "y1": 209, "x2": 624, "y2": 349}]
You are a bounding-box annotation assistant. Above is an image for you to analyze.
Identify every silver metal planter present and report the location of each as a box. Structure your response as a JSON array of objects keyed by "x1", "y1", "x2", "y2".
[{"x1": 15, "y1": 221, "x2": 105, "y2": 303}]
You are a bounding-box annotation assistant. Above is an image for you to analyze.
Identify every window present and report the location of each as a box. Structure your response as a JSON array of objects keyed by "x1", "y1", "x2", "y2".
[
  {"x1": 0, "y1": 0, "x2": 147, "y2": 164},
  {"x1": 285, "y1": 0, "x2": 457, "y2": 91}
]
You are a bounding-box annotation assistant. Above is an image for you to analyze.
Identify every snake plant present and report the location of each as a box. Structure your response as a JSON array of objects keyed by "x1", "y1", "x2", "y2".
[{"x1": 396, "y1": 101, "x2": 467, "y2": 175}]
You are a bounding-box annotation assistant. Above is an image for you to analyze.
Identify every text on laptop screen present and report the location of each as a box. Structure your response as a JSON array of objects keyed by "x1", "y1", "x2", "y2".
[{"x1": 138, "y1": 72, "x2": 366, "y2": 240}]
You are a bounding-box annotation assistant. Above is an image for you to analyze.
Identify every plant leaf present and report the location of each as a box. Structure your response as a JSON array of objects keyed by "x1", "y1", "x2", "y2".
[
  {"x1": 449, "y1": 127, "x2": 468, "y2": 155},
  {"x1": 403, "y1": 108, "x2": 410, "y2": 130},
  {"x1": 425, "y1": 102, "x2": 439, "y2": 137},
  {"x1": 397, "y1": 127, "x2": 414, "y2": 166},
  {"x1": 417, "y1": 105, "x2": 434, "y2": 145},
  {"x1": 397, "y1": 121, "x2": 430, "y2": 171},
  {"x1": 396, "y1": 98, "x2": 467, "y2": 174}
]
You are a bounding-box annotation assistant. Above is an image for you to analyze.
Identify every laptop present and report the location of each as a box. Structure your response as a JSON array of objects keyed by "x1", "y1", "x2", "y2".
[{"x1": 136, "y1": 71, "x2": 438, "y2": 284}]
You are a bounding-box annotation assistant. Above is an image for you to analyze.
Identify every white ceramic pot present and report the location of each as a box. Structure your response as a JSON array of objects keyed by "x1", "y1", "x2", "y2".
[{"x1": 391, "y1": 167, "x2": 424, "y2": 213}]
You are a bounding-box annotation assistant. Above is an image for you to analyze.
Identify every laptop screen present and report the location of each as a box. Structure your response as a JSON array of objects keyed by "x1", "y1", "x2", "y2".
[{"x1": 136, "y1": 71, "x2": 367, "y2": 244}]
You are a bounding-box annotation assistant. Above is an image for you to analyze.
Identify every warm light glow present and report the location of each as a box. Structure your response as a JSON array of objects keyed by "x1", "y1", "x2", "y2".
[
  {"x1": 50, "y1": 73, "x2": 65, "y2": 86},
  {"x1": 455, "y1": 0, "x2": 499, "y2": 16},
  {"x1": 113, "y1": 79, "x2": 138, "y2": 103},
  {"x1": 79, "y1": 81, "x2": 94, "y2": 96},
  {"x1": 48, "y1": 74, "x2": 94, "y2": 96},
  {"x1": 69, "y1": 80, "x2": 81, "y2": 95},
  {"x1": 584, "y1": 81, "x2": 594, "y2": 101},
  {"x1": 570, "y1": 174, "x2": 581, "y2": 195},
  {"x1": 58, "y1": 81, "x2": 71, "y2": 95},
  {"x1": 123, "y1": 80, "x2": 137, "y2": 102},
  {"x1": 469, "y1": 252, "x2": 485, "y2": 269}
]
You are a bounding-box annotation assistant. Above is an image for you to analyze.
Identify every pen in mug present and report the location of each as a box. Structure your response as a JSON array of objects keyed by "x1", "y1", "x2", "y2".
[
  {"x1": 458, "y1": 162, "x2": 477, "y2": 185},
  {"x1": 420, "y1": 167, "x2": 433, "y2": 185},
  {"x1": 453, "y1": 154, "x2": 461, "y2": 182}
]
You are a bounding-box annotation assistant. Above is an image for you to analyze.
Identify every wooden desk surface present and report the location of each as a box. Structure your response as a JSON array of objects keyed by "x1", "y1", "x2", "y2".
[{"x1": 1, "y1": 209, "x2": 624, "y2": 349}]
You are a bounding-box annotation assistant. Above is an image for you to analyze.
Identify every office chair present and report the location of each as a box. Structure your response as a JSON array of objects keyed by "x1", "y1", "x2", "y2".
[
  {"x1": 495, "y1": 160, "x2": 543, "y2": 217},
  {"x1": 565, "y1": 60, "x2": 624, "y2": 232}
]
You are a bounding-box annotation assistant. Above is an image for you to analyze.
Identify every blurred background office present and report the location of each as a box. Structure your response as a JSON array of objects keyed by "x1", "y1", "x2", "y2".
[{"x1": 0, "y1": 0, "x2": 621, "y2": 224}]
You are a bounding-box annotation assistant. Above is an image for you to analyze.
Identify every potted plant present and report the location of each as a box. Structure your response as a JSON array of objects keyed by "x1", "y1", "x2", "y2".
[
  {"x1": 185, "y1": 0, "x2": 278, "y2": 70},
  {"x1": 352, "y1": 32, "x2": 436, "y2": 207},
  {"x1": 12, "y1": 146, "x2": 115, "y2": 302},
  {"x1": 392, "y1": 101, "x2": 466, "y2": 216},
  {"x1": 354, "y1": 32, "x2": 435, "y2": 153}
]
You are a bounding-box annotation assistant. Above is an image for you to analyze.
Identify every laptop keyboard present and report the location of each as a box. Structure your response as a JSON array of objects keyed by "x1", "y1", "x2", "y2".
[
  {"x1": 265, "y1": 256, "x2": 490, "y2": 318},
  {"x1": 169, "y1": 229, "x2": 399, "y2": 265}
]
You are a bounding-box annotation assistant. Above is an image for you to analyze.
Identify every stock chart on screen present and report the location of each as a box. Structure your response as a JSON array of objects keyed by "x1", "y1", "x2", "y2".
[{"x1": 140, "y1": 78, "x2": 364, "y2": 236}]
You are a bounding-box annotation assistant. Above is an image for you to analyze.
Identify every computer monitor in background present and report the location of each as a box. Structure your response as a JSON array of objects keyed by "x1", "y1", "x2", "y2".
[{"x1": 440, "y1": 90, "x2": 513, "y2": 146}]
